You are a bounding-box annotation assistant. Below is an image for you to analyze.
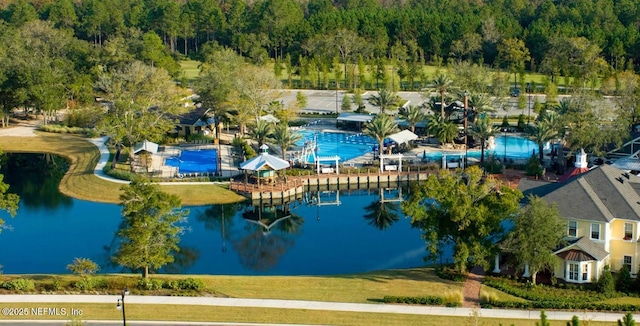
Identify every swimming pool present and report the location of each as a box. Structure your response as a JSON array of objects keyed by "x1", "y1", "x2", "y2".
[
  {"x1": 295, "y1": 130, "x2": 376, "y2": 162},
  {"x1": 166, "y1": 149, "x2": 218, "y2": 173},
  {"x1": 419, "y1": 135, "x2": 538, "y2": 161}
]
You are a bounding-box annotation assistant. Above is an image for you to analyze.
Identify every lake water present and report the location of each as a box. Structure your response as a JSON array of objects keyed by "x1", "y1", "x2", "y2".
[{"x1": 0, "y1": 154, "x2": 428, "y2": 275}]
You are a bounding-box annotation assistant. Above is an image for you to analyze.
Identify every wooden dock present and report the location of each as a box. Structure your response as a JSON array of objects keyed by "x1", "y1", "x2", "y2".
[{"x1": 229, "y1": 170, "x2": 434, "y2": 202}]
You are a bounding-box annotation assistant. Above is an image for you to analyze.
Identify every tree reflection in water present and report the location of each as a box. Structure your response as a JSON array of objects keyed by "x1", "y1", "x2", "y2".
[
  {"x1": 233, "y1": 202, "x2": 304, "y2": 271},
  {"x1": 363, "y1": 188, "x2": 403, "y2": 230},
  {"x1": 1, "y1": 153, "x2": 72, "y2": 210},
  {"x1": 196, "y1": 203, "x2": 241, "y2": 252}
]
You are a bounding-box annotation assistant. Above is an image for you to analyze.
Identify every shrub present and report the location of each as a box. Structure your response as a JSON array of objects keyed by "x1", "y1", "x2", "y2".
[
  {"x1": 617, "y1": 264, "x2": 633, "y2": 294},
  {"x1": 435, "y1": 266, "x2": 466, "y2": 282},
  {"x1": 597, "y1": 265, "x2": 616, "y2": 296},
  {"x1": 38, "y1": 124, "x2": 91, "y2": 135},
  {"x1": 74, "y1": 278, "x2": 106, "y2": 291},
  {"x1": 137, "y1": 278, "x2": 164, "y2": 290},
  {"x1": 165, "y1": 280, "x2": 181, "y2": 290},
  {"x1": 525, "y1": 155, "x2": 544, "y2": 177},
  {"x1": 483, "y1": 157, "x2": 503, "y2": 174},
  {"x1": 3, "y1": 279, "x2": 36, "y2": 291},
  {"x1": 178, "y1": 278, "x2": 205, "y2": 291}
]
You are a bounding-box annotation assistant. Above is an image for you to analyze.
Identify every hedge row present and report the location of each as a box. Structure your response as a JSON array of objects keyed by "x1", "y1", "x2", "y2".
[
  {"x1": 137, "y1": 277, "x2": 205, "y2": 291},
  {"x1": 382, "y1": 295, "x2": 461, "y2": 307},
  {"x1": 483, "y1": 277, "x2": 611, "y2": 303},
  {"x1": 482, "y1": 300, "x2": 640, "y2": 312}
]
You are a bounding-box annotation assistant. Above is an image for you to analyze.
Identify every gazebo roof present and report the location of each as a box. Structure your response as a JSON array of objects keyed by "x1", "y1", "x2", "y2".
[
  {"x1": 240, "y1": 146, "x2": 290, "y2": 171},
  {"x1": 133, "y1": 140, "x2": 159, "y2": 154}
]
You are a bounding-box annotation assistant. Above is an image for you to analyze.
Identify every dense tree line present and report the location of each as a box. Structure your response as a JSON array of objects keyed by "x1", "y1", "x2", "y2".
[{"x1": 1, "y1": 0, "x2": 639, "y2": 74}]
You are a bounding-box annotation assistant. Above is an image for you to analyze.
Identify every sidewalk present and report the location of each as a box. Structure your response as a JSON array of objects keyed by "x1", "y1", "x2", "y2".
[{"x1": 0, "y1": 294, "x2": 633, "y2": 323}]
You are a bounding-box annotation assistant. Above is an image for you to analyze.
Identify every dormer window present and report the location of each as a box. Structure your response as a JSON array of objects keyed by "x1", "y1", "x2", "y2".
[{"x1": 624, "y1": 223, "x2": 633, "y2": 241}]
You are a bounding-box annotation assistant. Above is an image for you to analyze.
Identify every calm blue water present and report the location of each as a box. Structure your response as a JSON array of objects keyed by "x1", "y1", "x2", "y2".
[
  {"x1": 166, "y1": 149, "x2": 218, "y2": 173},
  {"x1": 0, "y1": 187, "x2": 426, "y2": 275},
  {"x1": 295, "y1": 130, "x2": 376, "y2": 163}
]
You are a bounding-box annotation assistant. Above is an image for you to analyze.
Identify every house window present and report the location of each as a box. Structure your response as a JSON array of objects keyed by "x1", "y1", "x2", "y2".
[
  {"x1": 624, "y1": 256, "x2": 632, "y2": 269},
  {"x1": 568, "y1": 263, "x2": 579, "y2": 281},
  {"x1": 582, "y1": 264, "x2": 589, "y2": 281},
  {"x1": 568, "y1": 221, "x2": 577, "y2": 237},
  {"x1": 591, "y1": 223, "x2": 600, "y2": 240},
  {"x1": 625, "y1": 223, "x2": 634, "y2": 240}
]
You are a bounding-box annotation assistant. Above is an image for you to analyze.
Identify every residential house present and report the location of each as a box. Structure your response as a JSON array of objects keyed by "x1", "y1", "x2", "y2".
[{"x1": 511, "y1": 151, "x2": 640, "y2": 284}]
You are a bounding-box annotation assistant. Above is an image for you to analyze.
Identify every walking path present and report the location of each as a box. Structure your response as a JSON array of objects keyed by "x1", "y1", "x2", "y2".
[
  {"x1": 462, "y1": 266, "x2": 485, "y2": 308},
  {"x1": 0, "y1": 294, "x2": 632, "y2": 323}
]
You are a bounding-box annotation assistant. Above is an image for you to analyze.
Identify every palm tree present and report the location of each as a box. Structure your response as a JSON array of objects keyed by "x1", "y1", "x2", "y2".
[
  {"x1": 527, "y1": 112, "x2": 559, "y2": 162},
  {"x1": 436, "y1": 120, "x2": 459, "y2": 145},
  {"x1": 432, "y1": 74, "x2": 453, "y2": 118},
  {"x1": 270, "y1": 123, "x2": 302, "y2": 161},
  {"x1": 467, "y1": 93, "x2": 494, "y2": 123},
  {"x1": 249, "y1": 120, "x2": 274, "y2": 147},
  {"x1": 468, "y1": 116, "x2": 494, "y2": 164},
  {"x1": 364, "y1": 113, "x2": 399, "y2": 155},
  {"x1": 368, "y1": 88, "x2": 401, "y2": 114},
  {"x1": 400, "y1": 105, "x2": 426, "y2": 134}
]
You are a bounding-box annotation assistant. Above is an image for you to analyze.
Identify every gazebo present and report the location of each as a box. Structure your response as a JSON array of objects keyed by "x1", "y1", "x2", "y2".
[{"x1": 239, "y1": 144, "x2": 290, "y2": 184}]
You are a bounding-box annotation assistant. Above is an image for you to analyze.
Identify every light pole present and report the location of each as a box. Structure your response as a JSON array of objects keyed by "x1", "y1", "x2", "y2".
[
  {"x1": 335, "y1": 81, "x2": 339, "y2": 114},
  {"x1": 463, "y1": 91, "x2": 468, "y2": 169},
  {"x1": 503, "y1": 128, "x2": 507, "y2": 163},
  {"x1": 526, "y1": 82, "x2": 532, "y2": 126},
  {"x1": 116, "y1": 287, "x2": 130, "y2": 326}
]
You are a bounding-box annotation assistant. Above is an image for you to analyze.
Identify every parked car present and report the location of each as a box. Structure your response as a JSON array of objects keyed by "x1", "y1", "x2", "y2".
[{"x1": 510, "y1": 88, "x2": 521, "y2": 97}]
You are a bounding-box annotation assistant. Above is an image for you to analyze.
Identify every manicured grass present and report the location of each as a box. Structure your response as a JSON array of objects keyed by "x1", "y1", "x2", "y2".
[
  {"x1": 601, "y1": 296, "x2": 640, "y2": 305},
  {"x1": 0, "y1": 131, "x2": 245, "y2": 205},
  {"x1": 0, "y1": 303, "x2": 617, "y2": 325},
  {"x1": 2, "y1": 269, "x2": 462, "y2": 304},
  {"x1": 179, "y1": 60, "x2": 201, "y2": 82}
]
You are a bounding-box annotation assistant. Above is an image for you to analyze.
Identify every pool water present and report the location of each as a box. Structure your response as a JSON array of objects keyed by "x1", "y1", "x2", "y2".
[
  {"x1": 295, "y1": 130, "x2": 376, "y2": 162},
  {"x1": 166, "y1": 149, "x2": 218, "y2": 173},
  {"x1": 420, "y1": 135, "x2": 537, "y2": 161}
]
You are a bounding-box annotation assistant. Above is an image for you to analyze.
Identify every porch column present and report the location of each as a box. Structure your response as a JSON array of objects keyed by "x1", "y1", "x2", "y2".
[
  {"x1": 399, "y1": 157, "x2": 403, "y2": 172},
  {"x1": 493, "y1": 254, "x2": 501, "y2": 273},
  {"x1": 523, "y1": 263, "x2": 531, "y2": 277},
  {"x1": 317, "y1": 159, "x2": 320, "y2": 175},
  {"x1": 380, "y1": 156, "x2": 383, "y2": 171},
  {"x1": 335, "y1": 158, "x2": 339, "y2": 175}
]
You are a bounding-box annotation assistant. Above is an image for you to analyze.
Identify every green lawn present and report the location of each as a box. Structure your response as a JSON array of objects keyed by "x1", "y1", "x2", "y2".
[{"x1": 179, "y1": 60, "x2": 201, "y2": 83}]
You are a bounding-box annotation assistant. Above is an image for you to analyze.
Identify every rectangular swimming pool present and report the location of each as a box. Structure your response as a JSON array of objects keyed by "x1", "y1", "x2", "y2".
[{"x1": 165, "y1": 149, "x2": 218, "y2": 173}]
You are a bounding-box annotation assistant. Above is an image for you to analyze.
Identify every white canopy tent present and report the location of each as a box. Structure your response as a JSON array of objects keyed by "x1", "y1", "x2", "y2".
[
  {"x1": 259, "y1": 114, "x2": 280, "y2": 124},
  {"x1": 388, "y1": 130, "x2": 418, "y2": 145}
]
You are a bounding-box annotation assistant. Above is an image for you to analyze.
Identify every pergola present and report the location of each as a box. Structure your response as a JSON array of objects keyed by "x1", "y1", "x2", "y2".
[
  {"x1": 379, "y1": 153, "x2": 405, "y2": 171},
  {"x1": 316, "y1": 155, "x2": 341, "y2": 174}
]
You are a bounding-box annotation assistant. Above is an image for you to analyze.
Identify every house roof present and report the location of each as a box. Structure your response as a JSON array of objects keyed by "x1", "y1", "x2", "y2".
[
  {"x1": 520, "y1": 164, "x2": 640, "y2": 222},
  {"x1": 176, "y1": 106, "x2": 212, "y2": 126},
  {"x1": 554, "y1": 237, "x2": 609, "y2": 261},
  {"x1": 336, "y1": 112, "x2": 374, "y2": 123},
  {"x1": 133, "y1": 140, "x2": 158, "y2": 154},
  {"x1": 557, "y1": 250, "x2": 595, "y2": 262}
]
